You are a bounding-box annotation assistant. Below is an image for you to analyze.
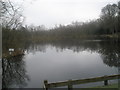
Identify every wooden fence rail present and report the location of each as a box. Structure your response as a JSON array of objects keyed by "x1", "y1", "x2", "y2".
[{"x1": 44, "y1": 74, "x2": 120, "y2": 90}]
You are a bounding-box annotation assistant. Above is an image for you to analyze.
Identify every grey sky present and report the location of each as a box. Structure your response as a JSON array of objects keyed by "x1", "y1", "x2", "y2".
[{"x1": 20, "y1": 0, "x2": 119, "y2": 28}]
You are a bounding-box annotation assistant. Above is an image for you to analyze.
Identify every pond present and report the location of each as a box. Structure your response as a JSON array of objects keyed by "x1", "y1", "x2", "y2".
[{"x1": 2, "y1": 40, "x2": 120, "y2": 88}]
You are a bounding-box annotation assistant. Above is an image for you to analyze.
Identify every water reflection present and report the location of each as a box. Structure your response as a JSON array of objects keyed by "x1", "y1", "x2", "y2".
[
  {"x1": 27, "y1": 41, "x2": 101, "y2": 54},
  {"x1": 27, "y1": 40, "x2": 120, "y2": 68},
  {"x1": 98, "y1": 41, "x2": 120, "y2": 67},
  {"x1": 2, "y1": 55, "x2": 30, "y2": 88},
  {"x1": 2, "y1": 40, "x2": 120, "y2": 88}
]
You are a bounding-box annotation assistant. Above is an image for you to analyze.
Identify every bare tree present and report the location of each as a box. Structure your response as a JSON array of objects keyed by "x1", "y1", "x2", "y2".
[{"x1": 0, "y1": 0, "x2": 24, "y2": 29}]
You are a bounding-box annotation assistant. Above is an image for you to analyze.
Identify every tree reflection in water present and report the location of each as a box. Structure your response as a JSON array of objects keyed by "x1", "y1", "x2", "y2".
[
  {"x1": 99, "y1": 40, "x2": 120, "y2": 68},
  {"x1": 2, "y1": 55, "x2": 30, "y2": 88},
  {"x1": 2, "y1": 39, "x2": 120, "y2": 88},
  {"x1": 27, "y1": 40, "x2": 120, "y2": 68}
]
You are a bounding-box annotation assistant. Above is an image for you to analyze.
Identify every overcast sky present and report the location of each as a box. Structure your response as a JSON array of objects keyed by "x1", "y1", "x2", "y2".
[{"x1": 18, "y1": 0, "x2": 119, "y2": 28}]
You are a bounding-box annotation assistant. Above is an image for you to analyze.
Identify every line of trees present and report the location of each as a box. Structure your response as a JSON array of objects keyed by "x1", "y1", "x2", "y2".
[{"x1": 2, "y1": 1, "x2": 120, "y2": 45}]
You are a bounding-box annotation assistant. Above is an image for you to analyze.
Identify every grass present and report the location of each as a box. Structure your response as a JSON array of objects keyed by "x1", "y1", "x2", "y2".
[{"x1": 92, "y1": 83, "x2": 118, "y2": 88}]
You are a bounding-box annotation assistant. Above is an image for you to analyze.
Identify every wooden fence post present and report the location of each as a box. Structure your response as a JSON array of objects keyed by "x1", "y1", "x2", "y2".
[
  {"x1": 104, "y1": 80, "x2": 108, "y2": 86},
  {"x1": 68, "y1": 80, "x2": 73, "y2": 90},
  {"x1": 44, "y1": 80, "x2": 48, "y2": 90}
]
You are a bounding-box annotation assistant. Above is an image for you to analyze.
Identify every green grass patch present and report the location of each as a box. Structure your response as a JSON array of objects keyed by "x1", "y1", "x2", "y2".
[{"x1": 92, "y1": 83, "x2": 118, "y2": 88}]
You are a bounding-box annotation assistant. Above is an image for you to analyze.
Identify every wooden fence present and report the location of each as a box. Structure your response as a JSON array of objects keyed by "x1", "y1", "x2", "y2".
[{"x1": 44, "y1": 74, "x2": 120, "y2": 90}]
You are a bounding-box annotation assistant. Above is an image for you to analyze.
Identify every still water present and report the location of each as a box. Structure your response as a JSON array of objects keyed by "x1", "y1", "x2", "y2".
[{"x1": 3, "y1": 40, "x2": 119, "y2": 88}]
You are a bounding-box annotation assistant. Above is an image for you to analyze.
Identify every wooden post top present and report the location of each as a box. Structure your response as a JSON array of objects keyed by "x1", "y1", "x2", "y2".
[{"x1": 44, "y1": 80, "x2": 48, "y2": 84}]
